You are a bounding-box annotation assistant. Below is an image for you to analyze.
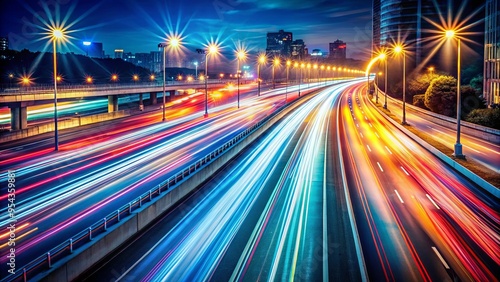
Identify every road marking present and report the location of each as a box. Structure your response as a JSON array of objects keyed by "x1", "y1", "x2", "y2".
[
  {"x1": 400, "y1": 166, "x2": 409, "y2": 175},
  {"x1": 426, "y1": 194, "x2": 440, "y2": 209},
  {"x1": 377, "y1": 162, "x2": 383, "y2": 172},
  {"x1": 385, "y1": 146, "x2": 392, "y2": 155},
  {"x1": 394, "y1": 190, "x2": 404, "y2": 203},
  {"x1": 369, "y1": 123, "x2": 372, "y2": 128},
  {"x1": 364, "y1": 116, "x2": 368, "y2": 120},
  {"x1": 360, "y1": 133, "x2": 364, "y2": 138},
  {"x1": 374, "y1": 132, "x2": 380, "y2": 138},
  {"x1": 366, "y1": 145, "x2": 371, "y2": 152},
  {"x1": 432, "y1": 247, "x2": 450, "y2": 269},
  {"x1": 356, "y1": 123, "x2": 359, "y2": 128}
]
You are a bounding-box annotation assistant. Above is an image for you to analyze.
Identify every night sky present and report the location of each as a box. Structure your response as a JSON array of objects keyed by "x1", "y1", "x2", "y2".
[{"x1": 1, "y1": 0, "x2": 373, "y2": 60}]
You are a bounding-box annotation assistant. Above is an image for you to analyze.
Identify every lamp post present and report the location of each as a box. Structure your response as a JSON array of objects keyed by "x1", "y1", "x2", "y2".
[
  {"x1": 194, "y1": 62, "x2": 198, "y2": 79},
  {"x1": 52, "y1": 28, "x2": 63, "y2": 151},
  {"x1": 376, "y1": 71, "x2": 382, "y2": 104},
  {"x1": 307, "y1": 63, "x2": 311, "y2": 88},
  {"x1": 236, "y1": 49, "x2": 246, "y2": 108},
  {"x1": 257, "y1": 54, "x2": 266, "y2": 96},
  {"x1": 272, "y1": 57, "x2": 280, "y2": 89},
  {"x1": 394, "y1": 44, "x2": 407, "y2": 125},
  {"x1": 299, "y1": 63, "x2": 305, "y2": 97},
  {"x1": 445, "y1": 30, "x2": 465, "y2": 158},
  {"x1": 285, "y1": 60, "x2": 291, "y2": 101},
  {"x1": 197, "y1": 44, "x2": 218, "y2": 117},
  {"x1": 383, "y1": 54, "x2": 388, "y2": 109},
  {"x1": 158, "y1": 36, "x2": 180, "y2": 121}
]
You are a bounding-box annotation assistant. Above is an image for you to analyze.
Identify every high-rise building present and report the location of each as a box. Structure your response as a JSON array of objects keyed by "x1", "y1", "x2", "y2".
[
  {"x1": 484, "y1": 0, "x2": 499, "y2": 106},
  {"x1": 150, "y1": 51, "x2": 162, "y2": 73},
  {"x1": 291, "y1": 39, "x2": 306, "y2": 60},
  {"x1": 372, "y1": 0, "x2": 483, "y2": 74},
  {"x1": 114, "y1": 49, "x2": 124, "y2": 59},
  {"x1": 266, "y1": 29, "x2": 293, "y2": 57},
  {"x1": 79, "y1": 41, "x2": 104, "y2": 58},
  {"x1": 0, "y1": 37, "x2": 8, "y2": 50},
  {"x1": 329, "y1": 39, "x2": 347, "y2": 59}
]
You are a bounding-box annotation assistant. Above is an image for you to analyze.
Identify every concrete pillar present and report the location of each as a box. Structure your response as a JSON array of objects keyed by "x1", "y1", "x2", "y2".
[
  {"x1": 9, "y1": 104, "x2": 28, "y2": 131},
  {"x1": 139, "y1": 93, "x2": 144, "y2": 110},
  {"x1": 108, "y1": 95, "x2": 118, "y2": 112},
  {"x1": 150, "y1": 92, "x2": 157, "y2": 105}
]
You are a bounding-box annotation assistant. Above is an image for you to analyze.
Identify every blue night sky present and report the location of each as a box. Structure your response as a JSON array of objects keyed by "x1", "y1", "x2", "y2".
[{"x1": 1, "y1": 0, "x2": 373, "y2": 60}]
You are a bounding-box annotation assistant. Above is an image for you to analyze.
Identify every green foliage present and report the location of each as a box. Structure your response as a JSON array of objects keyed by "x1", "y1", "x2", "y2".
[
  {"x1": 407, "y1": 73, "x2": 432, "y2": 96},
  {"x1": 412, "y1": 94, "x2": 428, "y2": 109},
  {"x1": 469, "y1": 75, "x2": 483, "y2": 93},
  {"x1": 465, "y1": 108, "x2": 500, "y2": 129},
  {"x1": 424, "y1": 75, "x2": 457, "y2": 117},
  {"x1": 461, "y1": 85, "x2": 486, "y2": 117}
]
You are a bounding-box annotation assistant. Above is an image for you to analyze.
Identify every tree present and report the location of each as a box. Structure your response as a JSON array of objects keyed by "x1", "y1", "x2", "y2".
[
  {"x1": 424, "y1": 75, "x2": 457, "y2": 117},
  {"x1": 412, "y1": 94, "x2": 428, "y2": 109},
  {"x1": 461, "y1": 85, "x2": 486, "y2": 117}
]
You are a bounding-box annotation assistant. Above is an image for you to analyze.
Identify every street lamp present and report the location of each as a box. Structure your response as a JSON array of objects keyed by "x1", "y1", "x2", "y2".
[
  {"x1": 445, "y1": 29, "x2": 465, "y2": 158},
  {"x1": 285, "y1": 60, "x2": 291, "y2": 101},
  {"x1": 272, "y1": 57, "x2": 280, "y2": 89},
  {"x1": 236, "y1": 49, "x2": 247, "y2": 108},
  {"x1": 376, "y1": 71, "x2": 382, "y2": 104},
  {"x1": 197, "y1": 43, "x2": 219, "y2": 117},
  {"x1": 313, "y1": 64, "x2": 318, "y2": 85},
  {"x1": 257, "y1": 54, "x2": 266, "y2": 96},
  {"x1": 52, "y1": 28, "x2": 63, "y2": 151},
  {"x1": 299, "y1": 63, "x2": 305, "y2": 96},
  {"x1": 194, "y1": 62, "x2": 198, "y2": 79},
  {"x1": 307, "y1": 63, "x2": 311, "y2": 88},
  {"x1": 320, "y1": 65, "x2": 325, "y2": 85},
  {"x1": 158, "y1": 35, "x2": 181, "y2": 121},
  {"x1": 393, "y1": 44, "x2": 407, "y2": 125}
]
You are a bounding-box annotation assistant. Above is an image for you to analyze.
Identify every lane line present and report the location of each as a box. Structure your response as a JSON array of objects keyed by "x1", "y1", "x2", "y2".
[
  {"x1": 400, "y1": 166, "x2": 409, "y2": 176},
  {"x1": 374, "y1": 132, "x2": 380, "y2": 139},
  {"x1": 394, "y1": 190, "x2": 404, "y2": 203},
  {"x1": 385, "y1": 146, "x2": 392, "y2": 155},
  {"x1": 377, "y1": 162, "x2": 383, "y2": 172},
  {"x1": 426, "y1": 194, "x2": 440, "y2": 209},
  {"x1": 431, "y1": 247, "x2": 450, "y2": 269},
  {"x1": 366, "y1": 145, "x2": 371, "y2": 152}
]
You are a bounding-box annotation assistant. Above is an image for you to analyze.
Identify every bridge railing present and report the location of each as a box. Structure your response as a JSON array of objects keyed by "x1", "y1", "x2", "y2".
[
  {"x1": 1, "y1": 80, "x2": 305, "y2": 282},
  {"x1": 0, "y1": 79, "x2": 238, "y2": 94}
]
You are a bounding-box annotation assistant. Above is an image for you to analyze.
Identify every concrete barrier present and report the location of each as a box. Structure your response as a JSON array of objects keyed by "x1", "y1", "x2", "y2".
[
  {"x1": 379, "y1": 89, "x2": 500, "y2": 144},
  {"x1": 35, "y1": 88, "x2": 318, "y2": 282},
  {"x1": 368, "y1": 95, "x2": 499, "y2": 198},
  {"x1": 0, "y1": 110, "x2": 128, "y2": 144}
]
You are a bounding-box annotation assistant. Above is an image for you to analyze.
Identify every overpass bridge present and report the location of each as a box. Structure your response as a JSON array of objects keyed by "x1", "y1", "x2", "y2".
[{"x1": 0, "y1": 80, "x2": 229, "y2": 130}]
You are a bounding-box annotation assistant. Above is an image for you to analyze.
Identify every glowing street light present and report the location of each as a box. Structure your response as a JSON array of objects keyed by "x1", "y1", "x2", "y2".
[
  {"x1": 236, "y1": 49, "x2": 247, "y2": 108},
  {"x1": 299, "y1": 63, "x2": 305, "y2": 96},
  {"x1": 21, "y1": 76, "x2": 31, "y2": 86},
  {"x1": 133, "y1": 74, "x2": 139, "y2": 82},
  {"x1": 393, "y1": 44, "x2": 407, "y2": 125},
  {"x1": 159, "y1": 35, "x2": 182, "y2": 121},
  {"x1": 444, "y1": 29, "x2": 465, "y2": 158},
  {"x1": 257, "y1": 54, "x2": 266, "y2": 96},
  {"x1": 51, "y1": 28, "x2": 64, "y2": 151},
  {"x1": 111, "y1": 74, "x2": 118, "y2": 82},
  {"x1": 285, "y1": 60, "x2": 291, "y2": 101},
  {"x1": 272, "y1": 57, "x2": 280, "y2": 89},
  {"x1": 197, "y1": 43, "x2": 219, "y2": 117},
  {"x1": 150, "y1": 74, "x2": 155, "y2": 81}
]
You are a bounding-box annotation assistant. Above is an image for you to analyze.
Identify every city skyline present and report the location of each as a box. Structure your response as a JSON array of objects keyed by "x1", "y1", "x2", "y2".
[{"x1": 1, "y1": 0, "x2": 372, "y2": 60}]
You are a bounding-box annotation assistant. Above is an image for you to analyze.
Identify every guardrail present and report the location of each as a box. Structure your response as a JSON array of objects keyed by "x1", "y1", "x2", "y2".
[
  {"x1": 375, "y1": 86, "x2": 500, "y2": 143},
  {"x1": 1, "y1": 82, "x2": 307, "y2": 282},
  {"x1": 0, "y1": 79, "x2": 236, "y2": 94}
]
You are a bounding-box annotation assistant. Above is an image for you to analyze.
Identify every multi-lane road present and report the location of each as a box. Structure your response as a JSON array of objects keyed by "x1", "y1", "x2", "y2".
[
  {"x1": 0, "y1": 80, "x2": 331, "y2": 278},
  {"x1": 1, "y1": 79, "x2": 498, "y2": 281},
  {"x1": 81, "y1": 82, "x2": 499, "y2": 281}
]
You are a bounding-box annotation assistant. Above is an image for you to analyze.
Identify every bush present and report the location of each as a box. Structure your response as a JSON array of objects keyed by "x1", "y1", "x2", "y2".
[
  {"x1": 412, "y1": 94, "x2": 428, "y2": 109},
  {"x1": 465, "y1": 108, "x2": 500, "y2": 129},
  {"x1": 425, "y1": 75, "x2": 457, "y2": 117}
]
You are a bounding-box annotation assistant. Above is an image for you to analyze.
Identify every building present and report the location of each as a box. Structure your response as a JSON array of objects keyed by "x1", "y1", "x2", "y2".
[
  {"x1": 372, "y1": 0, "x2": 484, "y2": 75},
  {"x1": 123, "y1": 52, "x2": 136, "y2": 64},
  {"x1": 78, "y1": 41, "x2": 104, "y2": 58},
  {"x1": 0, "y1": 37, "x2": 7, "y2": 50},
  {"x1": 114, "y1": 49, "x2": 124, "y2": 59},
  {"x1": 150, "y1": 51, "x2": 162, "y2": 73},
  {"x1": 329, "y1": 39, "x2": 347, "y2": 59},
  {"x1": 290, "y1": 39, "x2": 306, "y2": 60},
  {"x1": 484, "y1": 0, "x2": 499, "y2": 106},
  {"x1": 266, "y1": 29, "x2": 293, "y2": 57}
]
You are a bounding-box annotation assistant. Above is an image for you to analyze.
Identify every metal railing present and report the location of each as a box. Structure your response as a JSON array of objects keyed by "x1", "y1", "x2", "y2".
[{"x1": 1, "y1": 83, "x2": 301, "y2": 282}]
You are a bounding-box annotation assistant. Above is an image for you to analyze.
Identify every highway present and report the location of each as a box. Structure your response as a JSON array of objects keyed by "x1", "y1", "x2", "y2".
[
  {"x1": 379, "y1": 92, "x2": 500, "y2": 173},
  {"x1": 0, "y1": 79, "x2": 334, "y2": 277},
  {"x1": 82, "y1": 81, "x2": 498, "y2": 281},
  {"x1": 340, "y1": 84, "x2": 499, "y2": 281},
  {"x1": 81, "y1": 80, "x2": 365, "y2": 281}
]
